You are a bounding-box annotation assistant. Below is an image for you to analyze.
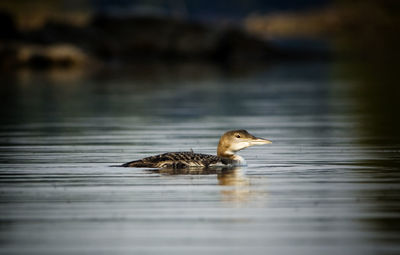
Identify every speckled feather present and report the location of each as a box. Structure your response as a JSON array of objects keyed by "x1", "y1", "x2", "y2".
[{"x1": 122, "y1": 151, "x2": 230, "y2": 168}]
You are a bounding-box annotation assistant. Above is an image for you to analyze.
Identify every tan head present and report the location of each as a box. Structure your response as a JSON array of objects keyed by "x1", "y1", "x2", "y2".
[{"x1": 217, "y1": 130, "x2": 272, "y2": 158}]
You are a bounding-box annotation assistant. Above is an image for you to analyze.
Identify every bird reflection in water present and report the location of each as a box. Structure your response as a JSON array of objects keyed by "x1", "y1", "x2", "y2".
[
  {"x1": 217, "y1": 167, "x2": 252, "y2": 204},
  {"x1": 146, "y1": 167, "x2": 265, "y2": 204}
]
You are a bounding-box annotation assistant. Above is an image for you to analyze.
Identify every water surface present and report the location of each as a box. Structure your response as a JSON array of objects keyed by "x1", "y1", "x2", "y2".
[{"x1": 0, "y1": 61, "x2": 399, "y2": 255}]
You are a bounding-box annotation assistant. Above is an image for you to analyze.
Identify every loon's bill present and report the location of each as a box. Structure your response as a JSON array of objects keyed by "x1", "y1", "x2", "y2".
[{"x1": 121, "y1": 130, "x2": 272, "y2": 169}]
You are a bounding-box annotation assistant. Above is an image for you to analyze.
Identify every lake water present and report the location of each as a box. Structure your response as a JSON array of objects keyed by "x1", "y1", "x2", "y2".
[{"x1": 0, "y1": 61, "x2": 399, "y2": 255}]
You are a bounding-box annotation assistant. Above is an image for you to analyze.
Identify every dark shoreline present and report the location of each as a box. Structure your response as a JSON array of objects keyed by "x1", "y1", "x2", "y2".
[{"x1": 0, "y1": 11, "x2": 331, "y2": 72}]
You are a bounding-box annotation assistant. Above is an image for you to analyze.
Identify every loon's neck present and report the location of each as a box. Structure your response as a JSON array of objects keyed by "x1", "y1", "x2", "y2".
[
  {"x1": 231, "y1": 154, "x2": 246, "y2": 166},
  {"x1": 217, "y1": 151, "x2": 246, "y2": 166}
]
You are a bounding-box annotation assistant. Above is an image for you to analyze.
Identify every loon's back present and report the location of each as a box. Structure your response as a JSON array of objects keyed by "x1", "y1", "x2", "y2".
[{"x1": 122, "y1": 152, "x2": 227, "y2": 169}]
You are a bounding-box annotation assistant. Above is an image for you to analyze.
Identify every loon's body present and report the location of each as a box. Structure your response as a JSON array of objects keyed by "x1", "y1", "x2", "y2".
[
  {"x1": 121, "y1": 130, "x2": 272, "y2": 169},
  {"x1": 121, "y1": 151, "x2": 231, "y2": 169}
]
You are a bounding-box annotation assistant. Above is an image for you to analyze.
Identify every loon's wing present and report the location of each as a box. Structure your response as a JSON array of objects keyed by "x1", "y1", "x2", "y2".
[{"x1": 121, "y1": 152, "x2": 222, "y2": 168}]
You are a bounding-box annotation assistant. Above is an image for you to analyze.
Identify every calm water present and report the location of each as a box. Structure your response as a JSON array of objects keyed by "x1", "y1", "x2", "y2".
[{"x1": 0, "y1": 61, "x2": 399, "y2": 255}]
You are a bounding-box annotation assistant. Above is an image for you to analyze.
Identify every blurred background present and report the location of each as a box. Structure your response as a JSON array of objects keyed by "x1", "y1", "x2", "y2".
[
  {"x1": 1, "y1": 0, "x2": 399, "y2": 141},
  {"x1": 0, "y1": 1, "x2": 400, "y2": 255},
  {"x1": 0, "y1": 0, "x2": 399, "y2": 121}
]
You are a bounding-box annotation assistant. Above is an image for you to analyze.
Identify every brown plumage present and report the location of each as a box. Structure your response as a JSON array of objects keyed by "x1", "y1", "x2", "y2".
[
  {"x1": 121, "y1": 151, "x2": 230, "y2": 168},
  {"x1": 121, "y1": 130, "x2": 272, "y2": 169}
]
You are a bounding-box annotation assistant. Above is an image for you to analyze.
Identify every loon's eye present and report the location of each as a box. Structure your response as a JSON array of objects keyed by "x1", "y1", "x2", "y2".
[{"x1": 235, "y1": 134, "x2": 241, "y2": 138}]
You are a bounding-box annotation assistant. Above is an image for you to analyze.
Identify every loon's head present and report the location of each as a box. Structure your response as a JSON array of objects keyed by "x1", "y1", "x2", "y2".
[{"x1": 217, "y1": 130, "x2": 272, "y2": 158}]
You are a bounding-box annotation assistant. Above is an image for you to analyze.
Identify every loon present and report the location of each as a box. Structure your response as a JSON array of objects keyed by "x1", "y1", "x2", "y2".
[{"x1": 121, "y1": 130, "x2": 272, "y2": 169}]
